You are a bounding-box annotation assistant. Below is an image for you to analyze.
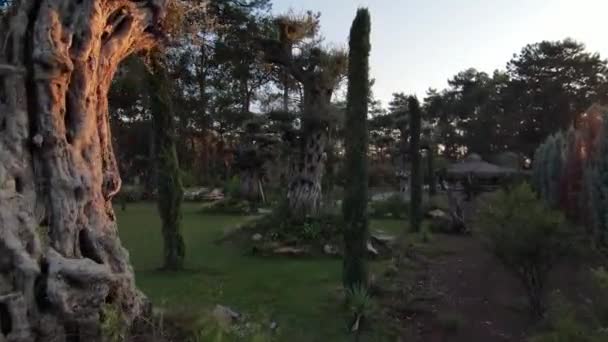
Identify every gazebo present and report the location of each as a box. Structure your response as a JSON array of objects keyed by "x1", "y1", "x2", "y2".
[{"x1": 446, "y1": 154, "x2": 518, "y2": 180}]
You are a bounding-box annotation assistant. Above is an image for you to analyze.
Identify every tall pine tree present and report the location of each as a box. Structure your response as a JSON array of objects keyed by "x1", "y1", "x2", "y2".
[{"x1": 343, "y1": 8, "x2": 371, "y2": 289}]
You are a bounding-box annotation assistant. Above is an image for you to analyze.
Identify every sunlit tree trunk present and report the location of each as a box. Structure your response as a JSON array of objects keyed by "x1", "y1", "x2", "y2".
[{"x1": 0, "y1": 1, "x2": 166, "y2": 340}]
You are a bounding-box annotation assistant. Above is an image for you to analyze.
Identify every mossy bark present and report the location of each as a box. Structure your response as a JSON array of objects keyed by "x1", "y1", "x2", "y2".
[
  {"x1": 343, "y1": 8, "x2": 371, "y2": 289},
  {"x1": 148, "y1": 50, "x2": 185, "y2": 271},
  {"x1": 409, "y1": 97, "x2": 423, "y2": 232}
]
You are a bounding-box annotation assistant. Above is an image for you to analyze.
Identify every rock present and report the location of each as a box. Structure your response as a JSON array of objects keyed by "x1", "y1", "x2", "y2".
[
  {"x1": 273, "y1": 246, "x2": 309, "y2": 257},
  {"x1": 428, "y1": 209, "x2": 447, "y2": 218},
  {"x1": 257, "y1": 208, "x2": 272, "y2": 215},
  {"x1": 323, "y1": 244, "x2": 339, "y2": 256},
  {"x1": 366, "y1": 241, "x2": 379, "y2": 256},
  {"x1": 183, "y1": 187, "x2": 211, "y2": 201},
  {"x1": 212, "y1": 305, "x2": 240, "y2": 329},
  {"x1": 251, "y1": 233, "x2": 263, "y2": 242},
  {"x1": 371, "y1": 232, "x2": 396, "y2": 245},
  {"x1": 270, "y1": 321, "x2": 278, "y2": 330},
  {"x1": 351, "y1": 314, "x2": 362, "y2": 332},
  {"x1": 205, "y1": 188, "x2": 225, "y2": 201}
]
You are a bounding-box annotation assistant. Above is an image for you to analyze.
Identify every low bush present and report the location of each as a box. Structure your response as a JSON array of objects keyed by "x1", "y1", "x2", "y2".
[
  {"x1": 180, "y1": 169, "x2": 198, "y2": 188},
  {"x1": 260, "y1": 204, "x2": 344, "y2": 244},
  {"x1": 223, "y1": 175, "x2": 241, "y2": 199},
  {"x1": 200, "y1": 198, "x2": 251, "y2": 215},
  {"x1": 475, "y1": 183, "x2": 572, "y2": 318},
  {"x1": 531, "y1": 268, "x2": 608, "y2": 342},
  {"x1": 418, "y1": 221, "x2": 433, "y2": 243},
  {"x1": 346, "y1": 285, "x2": 377, "y2": 337}
]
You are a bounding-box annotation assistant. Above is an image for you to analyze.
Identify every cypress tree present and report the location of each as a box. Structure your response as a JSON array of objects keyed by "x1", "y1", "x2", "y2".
[
  {"x1": 409, "y1": 96, "x2": 423, "y2": 232},
  {"x1": 532, "y1": 142, "x2": 546, "y2": 195},
  {"x1": 590, "y1": 116, "x2": 608, "y2": 245},
  {"x1": 427, "y1": 145, "x2": 437, "y2": 196},
  {"x1": 547, "y1": 132, "x2": 564, "y2": 208},
  {"x1": 343, "y1": 8, "x2": 371, "y2": 290},
  {"x1": 149, "y1": 50, "x2": 186, "y2": 270}
]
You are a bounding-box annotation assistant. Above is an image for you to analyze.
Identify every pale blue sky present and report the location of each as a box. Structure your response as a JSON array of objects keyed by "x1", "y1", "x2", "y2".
[{"x1": 272, "y1": 0, "x2": 608, "y2": 105}]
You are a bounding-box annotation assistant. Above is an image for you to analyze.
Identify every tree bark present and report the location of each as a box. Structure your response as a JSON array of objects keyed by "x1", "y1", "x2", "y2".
[
  {"x1": 0, "y1": 1, "x2": 166, "y2": 341},
  {"x1": 282, "y1": 71, "x2": 289, "y2": 112},
  {"x1": 149, "y1": 50, "x2": 185, "y2": 271},
  {"x1": 239, "y1": 170, "x2": 260, "y2": 202},
  {"x1": 286, "y1": 80, "x2": 332, "y2": 219}
]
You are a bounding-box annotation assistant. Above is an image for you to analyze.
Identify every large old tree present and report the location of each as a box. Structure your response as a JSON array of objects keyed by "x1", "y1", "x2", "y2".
[
  {"x1": 0, "y1": 0, "x2": 168, "y2": 341},
  {"x1": 260, "y1": 13, "x2": 347, "y2": 219}
]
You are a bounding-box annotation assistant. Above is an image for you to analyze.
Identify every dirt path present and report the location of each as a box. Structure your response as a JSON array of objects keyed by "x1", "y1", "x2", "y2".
[{"x1": 383, "y1": 235, "x2": 532, "y2": 342}]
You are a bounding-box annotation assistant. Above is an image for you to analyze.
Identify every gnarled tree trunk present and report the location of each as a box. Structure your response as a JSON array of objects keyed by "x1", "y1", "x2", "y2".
[
  {"x1": 0, "y1": 1, "x2": 166, "y2": 341},
  {"x1": 286, "y1": 80, "x2": 331, "y2": 219}
]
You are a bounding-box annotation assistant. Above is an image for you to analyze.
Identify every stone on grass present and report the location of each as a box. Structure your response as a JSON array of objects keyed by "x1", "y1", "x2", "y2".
[
  {"x1": 212, "y1": 305, "x2": 240, "y2": 329},
  {"x1": 273, "y1": 246, "x2": 309, "y2": 257},
  {"x1": 366, "y1": 241, "x2": 379, "y2": 256},
  {"x1": 323, "y1": 244, "x2": 339, "y2": 256},
  {"x1": 205, "y1": 188, "x2": 225, "y2": 201},
  {"x1": 428, "y1": 209, "x2": 447, "y2": 218},
  {"x1": 371, "y1": 232, "x2": 396, "y2": 245}
]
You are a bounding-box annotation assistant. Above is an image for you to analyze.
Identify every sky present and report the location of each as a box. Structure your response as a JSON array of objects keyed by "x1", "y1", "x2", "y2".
[{"x1": 272, "y1": 0, "x2": 608, "y2": 106}]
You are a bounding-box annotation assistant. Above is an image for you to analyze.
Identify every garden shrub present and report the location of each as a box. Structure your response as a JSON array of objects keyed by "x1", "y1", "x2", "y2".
[
  {"x1": 180, "y1": 169, "x2": 198, "y2": 188},
  {"x1": 476, "y1": 183, "x2": 572, "y2": 318},
  {"x1": 346, "y1": 284, "x2": 377, "y2": 335},
  {"x1": 100, "y1": 303, "x2": 128, "y2": 342},
  {"x1": 419, "y1": 221, "x2": 433, "y2": 243},
  {"x1": 531, "y1": 268, "x2": 608, "y2": 342},
  {"x1": 224, "y1": 175, "x2": 242, "y2": 199},
  {"x1": 200, "y1": 198, "x2": 251, "y2": 215}
]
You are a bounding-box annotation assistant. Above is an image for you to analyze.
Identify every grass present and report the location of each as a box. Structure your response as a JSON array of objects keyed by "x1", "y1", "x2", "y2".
[{"x1": 117, "y1": 203, "x2": 404, "y2": 341}]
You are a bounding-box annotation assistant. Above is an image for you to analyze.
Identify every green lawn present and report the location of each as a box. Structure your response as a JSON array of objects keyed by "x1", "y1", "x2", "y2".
[{"x1": 117, "y1": 203, "x2": 403, "y2": 341}]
